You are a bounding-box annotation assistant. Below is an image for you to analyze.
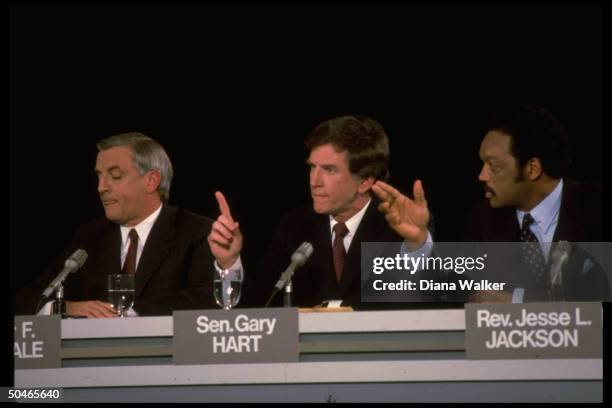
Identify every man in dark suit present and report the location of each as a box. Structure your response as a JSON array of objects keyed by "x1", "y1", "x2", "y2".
[
  {"x1": 207, "y1": 115, "x2": 432, "y2": 308},
  {"x1": 463, "y1": 105, "x2": 606, "y2": 302},
  {"x1": 15, "y1": 132, "x2": 216, "y2": 317},
  {"x1": 375, "y1": 105, "x2": 607, "y2": 302}
]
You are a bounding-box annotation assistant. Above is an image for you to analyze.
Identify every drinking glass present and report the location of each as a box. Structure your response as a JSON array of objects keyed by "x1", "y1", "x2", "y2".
[
  {"x1": 213, "y1": 268, "x2": 242, "y2": 310},
  {"x1": 107, "y1": 274, "x2": 135, "y2": 317}
]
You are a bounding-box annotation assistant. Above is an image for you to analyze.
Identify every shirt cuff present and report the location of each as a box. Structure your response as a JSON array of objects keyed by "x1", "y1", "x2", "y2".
[
  {"x1": 512, "y1": 288, "x2": 525, "y2": 303},
  {"x1": 126, "y1": 307, "x2": 139, "y2": 317},
  {"x1": 214, "y1": 257, "x2": 244, "y2": 276},
  {"x1": 37, "y1": 301, "x2": 54, "y2": 315},
  {"x1": 400, "y1": 231, "x2": 433, "y2": 257}
]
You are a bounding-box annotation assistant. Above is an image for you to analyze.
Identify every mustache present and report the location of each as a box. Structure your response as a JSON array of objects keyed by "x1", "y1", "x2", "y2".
[{"x1": 481, "y1": 183, "x2": 496, "y2": 196}]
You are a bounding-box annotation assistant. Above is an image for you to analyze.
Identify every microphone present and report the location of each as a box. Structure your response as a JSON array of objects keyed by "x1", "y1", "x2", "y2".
[
  {"x1": 264, "y1": 242, "x2": 313, "y2": 307},
  {"x1": 549, "y1": 241, "x2": 571, "y2": 287},
  {"x1": 274, "y1": 242, "x2": 314, "y2": 291},
  {"x1": 42, "y1": 249, "x2": 88, "y2": 299}
]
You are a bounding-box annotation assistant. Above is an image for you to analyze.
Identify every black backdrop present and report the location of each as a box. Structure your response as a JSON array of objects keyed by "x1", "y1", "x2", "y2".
[{"x1": 10, "y1": 5, "x2": 605, "y2": 291}]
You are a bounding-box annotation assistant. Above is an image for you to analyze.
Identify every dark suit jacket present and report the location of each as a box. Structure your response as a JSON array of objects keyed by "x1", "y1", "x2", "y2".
[
  {"x1": 243, "y1": 198, "x2": 439, "y2": 309},
  {"x1": 462, "y1": 179, "x2": 607, "y2": 301},
  {"x1": 15, "y1": 205, "x2": 217, "y2": 316}
]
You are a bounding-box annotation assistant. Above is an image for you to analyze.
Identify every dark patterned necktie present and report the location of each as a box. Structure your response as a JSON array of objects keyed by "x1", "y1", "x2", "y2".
[
  {"x1": 332, "y1": 222, "x2": 349, "y2": 283},
  {"x1": 122, "y1": 229, "x2": 139, "y2": 275},
  {"x1": 519, "y1": 213, "x2": 547, "y2": 287}
]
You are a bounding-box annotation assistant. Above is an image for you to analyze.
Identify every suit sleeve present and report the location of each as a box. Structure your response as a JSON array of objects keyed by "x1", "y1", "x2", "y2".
[
  {"x1": 240, "y1": 212, "x2": 293, "y2": 308},
  {"x1": 133, "y1": 231, "x2": 217, "y2": 316}
]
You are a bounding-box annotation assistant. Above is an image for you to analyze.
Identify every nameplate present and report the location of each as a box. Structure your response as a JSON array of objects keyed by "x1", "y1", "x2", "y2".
[
  {"x1": 173, "y1": 308, "x2": 299, "y2": 365},
  {"x1": 465, "y1": 302, "x2": 602, "y2": 359},
  {"x1": 14, "y1": 315, "x2": 61, "y2": 369}
]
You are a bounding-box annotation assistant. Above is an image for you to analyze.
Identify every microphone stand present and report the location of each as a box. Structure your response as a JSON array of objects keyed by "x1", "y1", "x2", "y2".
[
  {"x1": 264, "y1": 289, "x2": 278, "y2": 308},
  {"x1": 52, "y1": 283, "x2": 66, "y2": 317},
  {"x1": 263, "y1": 242, "x2": 313, "y2": 308},
  {"x1": 264, "y1": 278, "x2": 293, "y2": 308},
  {"x1": 549, "y1": 282, "x2": 564, "y2": 301},
  {"x1": 283, "y1": 280, "x2": 292, "y2": 307}
]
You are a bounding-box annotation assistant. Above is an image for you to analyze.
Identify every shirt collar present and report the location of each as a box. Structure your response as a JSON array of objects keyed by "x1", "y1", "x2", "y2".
[
  {"x1": 516, "y1": 178, "x2": 563, "y2": 235},
  {"x1": 120, "y1": 203, "x2": 163, "y2": 246},
  {"x1": 329, "y1": 198, "x2": 371, "y2": 237}
]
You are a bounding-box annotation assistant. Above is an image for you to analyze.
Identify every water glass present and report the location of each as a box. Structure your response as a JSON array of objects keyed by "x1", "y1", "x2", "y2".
[
  {"x1": 214, "y1": 268, "x2": 242, "y2": 310},
  {"x1": 107, "y1": 274, "x2": 135, "y2": 317}
]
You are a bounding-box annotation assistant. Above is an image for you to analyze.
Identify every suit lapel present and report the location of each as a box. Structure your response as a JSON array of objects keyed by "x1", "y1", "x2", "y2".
[
  {"x1": 308, "y1": 213, "x2": 335, "y2": 287},
  {"x1": 96, "y1": 222, "x2": 122, "y2": 278},
  {"x1": 135, "y1": 205, "x2": 175, "y2": 298},
  {"x1": 493, "y1": 208, "x2": 521, "y2": 242}
]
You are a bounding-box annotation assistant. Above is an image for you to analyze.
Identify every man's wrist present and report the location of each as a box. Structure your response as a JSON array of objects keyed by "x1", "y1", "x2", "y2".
[
  {"x1": 404, "y1": 230, "x2": 432, "y2": 252},
  {"x1": 215, "y1": 256, "x2": 241, "y2": 271}
]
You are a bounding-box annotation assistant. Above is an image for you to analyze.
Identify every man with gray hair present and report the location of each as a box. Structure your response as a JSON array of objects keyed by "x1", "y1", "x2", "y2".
[{"x1": 16, "y1": 132, "x2": 217, "y2": 316}]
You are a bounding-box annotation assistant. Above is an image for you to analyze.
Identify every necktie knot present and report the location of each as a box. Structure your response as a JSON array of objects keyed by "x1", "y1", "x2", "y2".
[
  {"x1": 519, "y1": 213, "x2": 547, "y2": 288},
  {"x1": 333, "y1": 222, "x2": 349, "y2": 239},
  {"x1": 128, "y1": 228, "x2": 139, "y2": 242},
  {"x1": 522, "y1": 213, "x2": 536, "y2": 230},
  {"x1": 123, "y1": 229, "x2": 139, "y2": 275},
  {"x1": 332, "y1": 222, "x2": 349, "y2": 284}
]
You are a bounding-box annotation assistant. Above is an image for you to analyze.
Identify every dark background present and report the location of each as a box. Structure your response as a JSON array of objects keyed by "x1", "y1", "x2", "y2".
[
  {"x1": 7, "y1": 4, "x2": 608, "y2": 395},
  {"x1": 10, "y1": 4, "x2": 604, "y2": 289}
]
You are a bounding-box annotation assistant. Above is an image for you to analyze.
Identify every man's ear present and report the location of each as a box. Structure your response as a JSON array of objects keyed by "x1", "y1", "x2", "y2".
[
  {"x1": 358, "y1": 176, "x2": 376, "y2": 194},
  {"x1": 144, "y1": 170, "x2": 162, "y2": 194},
  {"x1": 525, "y1": 158, "x2": 543, "y2": 181}
]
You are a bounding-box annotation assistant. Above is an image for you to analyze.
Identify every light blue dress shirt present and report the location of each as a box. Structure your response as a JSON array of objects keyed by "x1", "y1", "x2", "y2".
[{"x1": 512, "y1": 179, "x2": 564, "y2": 303}]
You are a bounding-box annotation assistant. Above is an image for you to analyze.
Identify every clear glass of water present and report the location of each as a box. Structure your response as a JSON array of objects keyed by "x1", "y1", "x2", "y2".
[
  {"x1": 107, "y1": 274, "x2": 135, "y2": 317},
  {"x1": 214, "y1": 268, "x2": 242, "y2": 310}
]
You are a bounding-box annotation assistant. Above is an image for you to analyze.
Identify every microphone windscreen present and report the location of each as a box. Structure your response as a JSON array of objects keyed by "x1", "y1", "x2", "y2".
[
  {"x1": 290, "y1": 242, "x2": 314, "y2": 266},
  {"x1": 65, "y1": 249, "x2": 88, "y2": 270},
  {"x1": 300, "y1": 242, "x2": 314, "y2": 259}
]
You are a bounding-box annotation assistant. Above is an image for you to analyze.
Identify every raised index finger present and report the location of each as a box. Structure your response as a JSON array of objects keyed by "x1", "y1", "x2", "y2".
[
  {"x1": 215, "y1": 191, "x2": 234, "y2": 221},
  {"x1": 412, "y1": 179, "x2": 428, "y2": 205}
]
